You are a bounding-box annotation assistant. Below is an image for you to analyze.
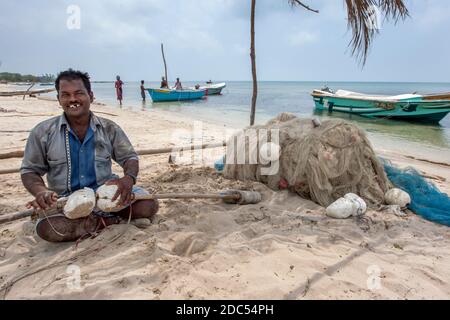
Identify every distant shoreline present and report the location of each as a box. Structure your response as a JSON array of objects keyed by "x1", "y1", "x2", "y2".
[{"x1": 90, "y1": 80, "x2": 450, "y2": 84}]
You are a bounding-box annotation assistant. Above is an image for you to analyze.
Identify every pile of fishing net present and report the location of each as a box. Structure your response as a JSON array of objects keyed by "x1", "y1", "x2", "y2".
[
  {"x1": 383, "y1": 159, "x2": 450, "y2": 227},
  {"x1": 223, "y1": 113, "x2": 392, "y2": 207}
]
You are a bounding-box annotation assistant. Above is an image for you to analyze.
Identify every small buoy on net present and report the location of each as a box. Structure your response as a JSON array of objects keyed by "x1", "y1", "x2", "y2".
[
  {"x1": 326, "y1": 193, "x2": 367, "y2": 219},
  {"x1": 96, "y1": 184, "x2": 122, "y2": 212},
  {"x1": 385, "y1": 188, "x2": 411, "y2": 208},
  {"x1": 64, "y1": 187, "x2": 96, "y2": 219},
  {"x1": 221, "y1": 190, "x2": 262, "y2": 205},
  {"x1": 312, "y1": 118, "x2": 322, "y2": 128}
]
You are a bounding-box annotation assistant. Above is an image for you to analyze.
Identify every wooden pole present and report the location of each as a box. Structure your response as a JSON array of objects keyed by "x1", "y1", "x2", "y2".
[
  {"x1": 250, "y1": 0, "x2": 257, "y2": 126},
  {"x1": 23, "y1": 83, "x2": 35, "y2": 100},
  {"x1": 0, "y1": 199, "x2": 67, "y2": 225},
  {"x1": 136, "y1": 141, "x2": 226, "y2": 156},
  {"x1": 0, "y1": 190, "x2": 261, "y2": 225},
  {"x1": 0, "y1": 141, "x2": 227, "y2": 175},
  {"x1": 161, "y1": 43, "x2": 168, "y2": 84},
  {"x1": 0, "y1": 150, "x2": 24, "y2": 160}
]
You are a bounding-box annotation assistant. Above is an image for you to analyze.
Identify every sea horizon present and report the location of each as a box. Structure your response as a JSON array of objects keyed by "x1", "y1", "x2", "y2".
[
  {"x1": 73, "y1": 80, "x2": 450, "y2": 161},
  {"x1": 89, "y1": 80, "x2": 450, "y2": 85}
]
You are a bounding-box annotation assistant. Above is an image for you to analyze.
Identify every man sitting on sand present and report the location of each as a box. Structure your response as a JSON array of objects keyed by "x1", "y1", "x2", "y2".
[{"x1": 20, "y1": 69, "x2": 159, "y2": 242}]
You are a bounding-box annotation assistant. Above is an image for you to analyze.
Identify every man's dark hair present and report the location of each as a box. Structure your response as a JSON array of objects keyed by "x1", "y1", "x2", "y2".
[
  {"x1": 141, "y1": 80, "x2": 144, "y2": 84},
  {"x1": 55, "y1": 69, "x2": 91, "y2": 93}
]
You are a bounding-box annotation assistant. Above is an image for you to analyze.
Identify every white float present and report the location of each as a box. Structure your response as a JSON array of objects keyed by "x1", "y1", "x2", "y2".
[
  {"x1": 63, "y1": 187, "x2": 96, "y2": 219},
  {"x1": 326, "y1": 193, "x2": 367, "y2": 219},
  {"x1": 96, "y1": 184, "x2": 122, "y2": 212},
  {"x1": 385, "y1": 188, "x2": 411, "y2": 208},
  {"x1": 344, "y1": 193, "x2": 367, "y2": 216}
]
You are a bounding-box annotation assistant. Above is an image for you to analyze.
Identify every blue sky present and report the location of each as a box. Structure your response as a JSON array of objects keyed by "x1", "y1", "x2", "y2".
[{"x1": 1, "y1": 0, "x2": 449, "y2": 82}]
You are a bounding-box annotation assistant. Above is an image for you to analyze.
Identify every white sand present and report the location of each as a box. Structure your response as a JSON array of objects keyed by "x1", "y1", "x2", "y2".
[{"x1": 0, "y1": 94, "x2": 449, "y2": 299}]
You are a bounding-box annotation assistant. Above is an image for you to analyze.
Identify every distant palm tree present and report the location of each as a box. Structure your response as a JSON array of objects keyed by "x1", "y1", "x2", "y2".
[{"x1": 249, "y1": 0, "x2": 409, "y2": 126}]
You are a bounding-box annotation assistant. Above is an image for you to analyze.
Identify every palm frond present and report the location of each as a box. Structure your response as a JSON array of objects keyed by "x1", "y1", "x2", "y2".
[
  {"x1": 345, "y1": 0, "x2": 409, "y2": 64},
  {"x1": 288, "y1": 0, "x2": 319, "y2": 13}
]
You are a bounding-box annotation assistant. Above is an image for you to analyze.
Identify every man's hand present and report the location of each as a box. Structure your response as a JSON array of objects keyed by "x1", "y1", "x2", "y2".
[
  {"x1": 26, "y1": 190, "x2": 58, "y2": 211},
  {"x1": 105, "y1": 176, "x2": 134, "y2": 206}
]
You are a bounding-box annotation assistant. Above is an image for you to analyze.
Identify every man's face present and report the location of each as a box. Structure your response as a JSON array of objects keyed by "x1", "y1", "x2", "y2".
[{"x1": 57, "y1": 79, "x2": 93, "y2": 119}]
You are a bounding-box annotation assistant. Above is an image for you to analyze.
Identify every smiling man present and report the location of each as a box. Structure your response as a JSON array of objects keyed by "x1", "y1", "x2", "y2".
[{"x1": 20, "y1": 69, "x2": 159, "y2": 242}]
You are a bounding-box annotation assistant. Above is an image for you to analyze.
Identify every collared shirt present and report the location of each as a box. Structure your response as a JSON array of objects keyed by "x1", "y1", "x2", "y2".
[
  {"x1": 68, "y1": 125, "x2": 97, "y2": 191},
  {"x1": 20, "y1": 112, "x2": 138, "y2": 196}
]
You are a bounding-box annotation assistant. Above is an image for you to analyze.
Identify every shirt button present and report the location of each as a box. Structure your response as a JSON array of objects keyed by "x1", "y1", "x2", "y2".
[{"x1": 81, "y1": 175, "x2": 84, "y2": 179}]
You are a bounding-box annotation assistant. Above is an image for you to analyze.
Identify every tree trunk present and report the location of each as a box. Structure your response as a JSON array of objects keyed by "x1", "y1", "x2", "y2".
[
  {"x1": 250, "y1": 0, "x2": 257, "y2": 126},
  {"x1": 161, "y1": 43, "x2": 168, "y2": 83}
]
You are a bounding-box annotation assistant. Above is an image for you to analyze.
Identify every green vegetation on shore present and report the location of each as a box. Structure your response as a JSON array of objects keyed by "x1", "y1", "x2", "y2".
[{"x1": 0, "y1": 72, "x2": 55, "y2": 83}]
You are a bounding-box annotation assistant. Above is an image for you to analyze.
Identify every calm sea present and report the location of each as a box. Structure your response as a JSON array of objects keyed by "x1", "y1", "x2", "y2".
[{"x1": 89, "y1": 81, "x2": 450, "y2": 160}]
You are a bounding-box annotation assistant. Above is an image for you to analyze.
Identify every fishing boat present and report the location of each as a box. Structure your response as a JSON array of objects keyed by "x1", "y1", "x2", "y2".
[
  {"x1": 146, "y1": 88, "x2": 206, "y2": 102},
  {"x1": 201, "y1": 82, "x2": 226, "y2": 95},
  {"x1": 188, "y1": 82, "x2": 226, "y2": 95},
  {"x1": 311, "y1": 88, "x2": 450, "y2": 123},
  {"x1": 420, "y1": 92, "x2": 450, "y2": 101},
  {"x1": 0, "y1": 88, "x2": 56, "y2": 97}
]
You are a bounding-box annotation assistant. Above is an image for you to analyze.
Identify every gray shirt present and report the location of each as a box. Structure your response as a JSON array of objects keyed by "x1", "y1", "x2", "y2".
[{"x1": 20, "y1": 112, "x2": 138, "y2": 196}]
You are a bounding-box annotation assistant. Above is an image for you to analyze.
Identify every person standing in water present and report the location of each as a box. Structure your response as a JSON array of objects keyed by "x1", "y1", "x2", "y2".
[
  {"x1": 160, "y1": 76, "x2": 168, "y2": 89},
  {"x1": 115, "y1": 75, "x2": 124, "y2": 106},
  {"x1": 140, "y1": 80, "x2": 146, "y2": 102},
  {"x1": 174, "y1": 78, "x2": 182, "y2": 90}
]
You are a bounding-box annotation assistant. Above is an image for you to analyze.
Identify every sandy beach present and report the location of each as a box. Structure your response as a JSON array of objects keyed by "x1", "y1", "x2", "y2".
[{"x1": 0, "y1": 91, "x2": 449, "y2": 300}]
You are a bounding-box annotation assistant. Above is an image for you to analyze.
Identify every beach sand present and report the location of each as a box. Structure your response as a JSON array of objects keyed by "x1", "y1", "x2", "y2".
[{"x1": 0, "y1": 92, "x2": 449, "y2": 299}]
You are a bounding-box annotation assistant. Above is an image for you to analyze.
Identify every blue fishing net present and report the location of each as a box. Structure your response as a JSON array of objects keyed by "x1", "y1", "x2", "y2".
[{"x1": 382, "y1": 158, "x2": 450, "y2": 227}]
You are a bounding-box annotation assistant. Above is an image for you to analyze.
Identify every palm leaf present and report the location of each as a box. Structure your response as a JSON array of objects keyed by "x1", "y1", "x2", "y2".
[
  {"x1": 288, "y1": 0, "x2": 409, "y2": 64},
  {"x1": 344, "y1": 0, "x2": 409, "y2": 64}
]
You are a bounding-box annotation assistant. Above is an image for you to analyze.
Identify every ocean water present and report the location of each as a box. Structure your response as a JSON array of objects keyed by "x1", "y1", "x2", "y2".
[{"x1": 89, "y1": 81, "x2": 450, "y2": 159}]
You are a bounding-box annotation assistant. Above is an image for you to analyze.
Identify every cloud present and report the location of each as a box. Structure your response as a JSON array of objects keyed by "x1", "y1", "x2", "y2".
[
  {"x1": 1, "y1": 0, "x2": 449, "y2": 81},
  {"x1": 414, "y1": 1, "x2": 450, "y2": 30},
  {"x1": 288, "y1": 31, "x2": 319, "y2": 47}
]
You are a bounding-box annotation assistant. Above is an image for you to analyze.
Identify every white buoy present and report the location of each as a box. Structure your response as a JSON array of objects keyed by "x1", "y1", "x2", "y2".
[
  {"x1": 385, "y1": 188, "x2": 411, "y2": 208},
  {"x1": 64, "y1": 187, "x2": 96, "y2": 219},
  {"x1": 326, "y1": 193, "x2": 367, "y2": 219},
  {"x1": 96, "y1": 184, "x2": 122, "y2": 212},
  {"x1": 326, "y1": 197, "x2": 355, "y2": 219},
  {"x1": 344, "y1": 193, "x2": 367, "y2": 216}
]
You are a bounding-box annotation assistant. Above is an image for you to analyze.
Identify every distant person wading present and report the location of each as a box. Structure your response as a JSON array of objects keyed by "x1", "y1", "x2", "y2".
[
  {"x1": 115, "y1": 75, "x2": 124, "y2": 106},
  {"x1": 160, "y1": 76, "x2": 168, "y2": 89},
  {"x1": 174, "y1": 78, "x2": 182, "y2": 90},
  {"x1": 140, "y1": 80, "x2": 146, "y2": 102}
]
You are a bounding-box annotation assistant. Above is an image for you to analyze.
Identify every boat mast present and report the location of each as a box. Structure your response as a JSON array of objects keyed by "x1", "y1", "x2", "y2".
[{"x1": 161, "y1": 43, "x2": 168, "y2": 85}]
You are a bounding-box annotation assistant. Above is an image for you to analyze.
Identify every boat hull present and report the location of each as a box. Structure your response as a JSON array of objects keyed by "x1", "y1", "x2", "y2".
[
  {"x1": 312, "y1": 92, "x2": 450, "y2": 123},
  {"x1": 146, "y1": 88, "x2": 206, "y2": 102},
  {"x1": 198, "y1": 83, "x2": 226, "y2": 96},
  {"x1": 205, "y1": 87, "x2": 224, "y2": 95}
]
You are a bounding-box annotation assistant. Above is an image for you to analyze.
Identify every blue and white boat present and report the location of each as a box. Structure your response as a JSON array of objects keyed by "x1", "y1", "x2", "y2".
[{"x1": 146, "y1": 88, "x2": 206, "y2": 102}]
